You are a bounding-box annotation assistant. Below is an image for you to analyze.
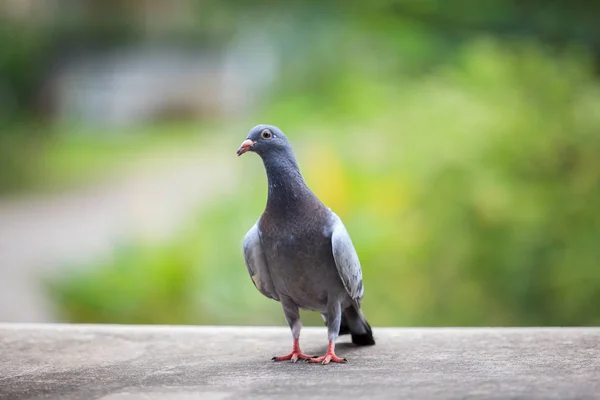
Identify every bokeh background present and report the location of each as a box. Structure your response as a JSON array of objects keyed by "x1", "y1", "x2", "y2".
[{"x1": 1, "y1": 0, "x2": 600, "y2": 327}]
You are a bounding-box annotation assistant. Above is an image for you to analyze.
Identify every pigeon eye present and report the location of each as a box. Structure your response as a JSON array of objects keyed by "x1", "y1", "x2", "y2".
[{"x1": 261, "y1": 129, "x2": 273, "y2": 139}]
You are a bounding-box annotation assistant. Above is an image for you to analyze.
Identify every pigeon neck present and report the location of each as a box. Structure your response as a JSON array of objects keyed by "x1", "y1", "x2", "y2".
[{"x1": 262, "y1": 151, "x2": 311, "y2": 209}]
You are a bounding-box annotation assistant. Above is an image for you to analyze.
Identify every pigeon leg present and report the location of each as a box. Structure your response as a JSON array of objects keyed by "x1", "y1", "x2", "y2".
[
  {"x1": 271, "y1": 338, "x2": 315, "y2": 362},
  {"x1": 272, "y1": 301, "x2": 315, "y2": 363},
  {"x1": 307, "y1": 300, "x2": 348, "y2": 364}
]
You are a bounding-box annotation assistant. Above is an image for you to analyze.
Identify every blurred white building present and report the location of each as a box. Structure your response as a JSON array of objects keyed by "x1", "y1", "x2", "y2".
[
  {"x1": 51, "y1": 41, "x2": 277, "y2": 126},
  {"x1": 3, "y1": 0, "x2": 279, "y2": 126}
]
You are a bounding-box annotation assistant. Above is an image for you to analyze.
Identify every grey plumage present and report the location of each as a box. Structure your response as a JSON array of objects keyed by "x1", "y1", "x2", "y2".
[{"x1": 238, "y1": 124, "x2": 375, "y2": 364}]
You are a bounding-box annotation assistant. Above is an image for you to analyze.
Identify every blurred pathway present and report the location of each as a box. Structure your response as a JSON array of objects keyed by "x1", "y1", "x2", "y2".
[{"x1": 0, "y1": 138, "x2": 239, "y2": 322}]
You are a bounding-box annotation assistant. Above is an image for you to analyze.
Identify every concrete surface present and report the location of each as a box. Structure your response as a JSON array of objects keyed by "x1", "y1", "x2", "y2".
[{"x1": 0, "y1": 325, "x2": 599, "y2": 400}]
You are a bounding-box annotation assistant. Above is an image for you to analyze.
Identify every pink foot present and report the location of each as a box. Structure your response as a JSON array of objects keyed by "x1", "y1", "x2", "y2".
[
  {"x1": 306, "y1": 340, "x2": 348, "y2": 365},
  {"x1": 271, "y1": 339, "x2": 315, "y2": 363},
  {"x1": 272, "y1": 351, "x2": 315, "y2": 363},
  {"x1": 307, "y1": 353, "x2": 348, "y2": 365}
]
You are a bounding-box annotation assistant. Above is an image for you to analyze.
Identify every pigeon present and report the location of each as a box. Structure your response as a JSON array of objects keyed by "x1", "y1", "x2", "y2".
[{"x1": 237, "y1": 124, "x2": 375, "y2": 365}]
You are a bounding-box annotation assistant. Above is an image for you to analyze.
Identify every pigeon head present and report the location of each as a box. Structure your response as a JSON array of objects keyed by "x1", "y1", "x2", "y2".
[
  {"x1": 236, "y1": 124, "x2": 292, "y2": 159},
  {"x1": 237, "y1": 124, "x2": 306, "y2": 198}
]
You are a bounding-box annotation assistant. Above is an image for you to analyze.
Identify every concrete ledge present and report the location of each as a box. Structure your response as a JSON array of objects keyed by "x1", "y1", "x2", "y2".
[{"x1": 0, "y1": 324, "x2": 599, "y2": 399}]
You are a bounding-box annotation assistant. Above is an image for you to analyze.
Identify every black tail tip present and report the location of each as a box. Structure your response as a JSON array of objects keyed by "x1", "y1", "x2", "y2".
[
  {"x1": 351, "y1": 332, "x2": 376, "y2": 346},
  {"x1": 339, "y1": 324, "x2": 351, "y2": 336}
]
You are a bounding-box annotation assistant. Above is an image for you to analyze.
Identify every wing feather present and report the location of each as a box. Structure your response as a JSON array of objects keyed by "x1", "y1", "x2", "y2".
[
  {"x1": 242, "y1": 223, "x2": 279, "y2": 301},
  {"x1": 330, "y1": 213, "x2": 364, "y2": 301}
]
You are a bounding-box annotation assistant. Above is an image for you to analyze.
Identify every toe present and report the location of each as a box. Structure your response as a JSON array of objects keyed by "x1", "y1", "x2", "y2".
[
  {"x1": 307, "y1": 353, "x2": 347, "y2": 364},
  {"x1": 296, "y1": 353, "x2": 314, "y2": 360},
  {"x1": 272, "y1": 353, "x2": 293, "y2": 362},
  {"x1": 332, "y1": 356, "x2": 348, "y2": 363}
]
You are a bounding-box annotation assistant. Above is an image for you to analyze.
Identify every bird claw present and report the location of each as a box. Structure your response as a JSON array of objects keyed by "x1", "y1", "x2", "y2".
[
  {"x1": 272, "y1": 351, "x2": 315, "y2": 363},
  {"x1": 306, "y1": 353, "x2": 348, "y2": 365}
]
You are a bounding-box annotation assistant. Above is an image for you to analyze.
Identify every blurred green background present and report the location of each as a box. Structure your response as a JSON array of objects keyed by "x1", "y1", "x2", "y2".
[{"x1": 1, "y1": 0, "x2": 600, "y2": 327}]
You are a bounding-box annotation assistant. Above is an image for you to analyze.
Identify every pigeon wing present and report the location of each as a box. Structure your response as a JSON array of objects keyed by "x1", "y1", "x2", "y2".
[
  {"x1": 330, "y1": 213, "x2": 364, "y2": 302},
  {"x1": 242, "y1": 222, "x2": 279, "y2": 301}
]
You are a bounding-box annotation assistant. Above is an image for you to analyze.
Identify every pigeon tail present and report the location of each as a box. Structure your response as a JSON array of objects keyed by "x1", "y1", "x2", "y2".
[{"x1": 339, "y1": 305, "x2": 375, "y2": 346}]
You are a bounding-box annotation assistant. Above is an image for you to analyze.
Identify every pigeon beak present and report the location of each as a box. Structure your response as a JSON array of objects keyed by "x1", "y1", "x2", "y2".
[{"x1": 237, "y1": 139, "x2": 255, "y2": 156}]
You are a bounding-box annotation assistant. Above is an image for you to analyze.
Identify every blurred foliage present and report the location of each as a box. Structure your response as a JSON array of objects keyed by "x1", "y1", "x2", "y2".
[
  {"x1": 48, "y1": 40, "x2": 600, "y2": 326},
  {"x1": 48, "y1": 242, "x2": 199, "y2": 324},
  {"x1": 2, "y1": 0, "x2": 600, "y2": 194},
  {"x1": 3, "y1": 0, "x2": 600, "y2": 124}
]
